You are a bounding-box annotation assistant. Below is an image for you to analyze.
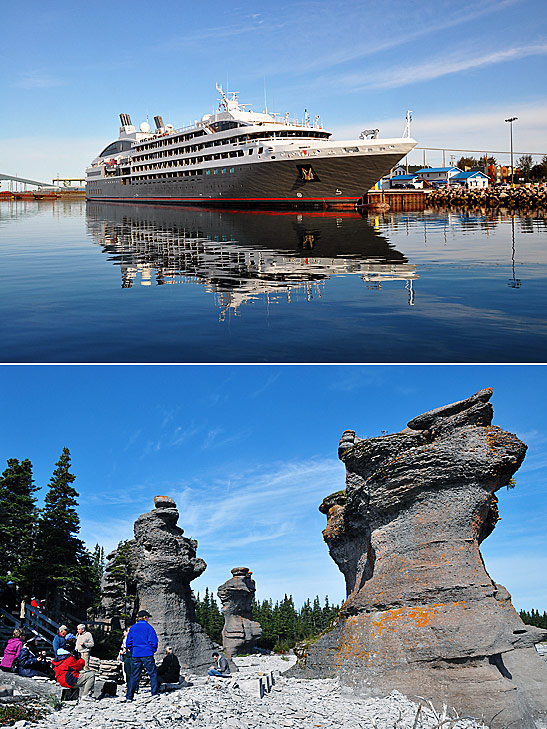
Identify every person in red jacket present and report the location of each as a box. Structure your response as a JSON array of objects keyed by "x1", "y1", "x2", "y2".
[{"x1": 53, "y1": 648, "x2": 96, "y2": 700}]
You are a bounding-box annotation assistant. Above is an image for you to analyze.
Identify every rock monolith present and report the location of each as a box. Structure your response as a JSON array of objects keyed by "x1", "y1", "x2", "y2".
[
  {"x1": 131, "y1": 495, "x2": 221, "y2": 674},
  {"x1": 289, "y1": 389, "x2": 547, "y2": 729},
  {"x1": 217, "y1": 567, "x2": 262, "y2": 656},
  {"x1": 99, "y1": 496, "x2": 225, "y2": 674}
]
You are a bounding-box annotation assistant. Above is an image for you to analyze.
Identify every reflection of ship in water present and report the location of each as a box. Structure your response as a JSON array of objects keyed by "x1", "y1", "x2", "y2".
[{"x1": 86, "y1": 203, "x2": 418, "y2": 315}]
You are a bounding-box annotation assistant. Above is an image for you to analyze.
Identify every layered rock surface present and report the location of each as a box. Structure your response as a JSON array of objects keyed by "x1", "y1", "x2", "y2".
[
  {"x1": 290, "y1": 389, "x2": 547, "y2": 729},
  {"x1": 133, "y1": 495, "x2": 219, "y2": 674},
  {"x1": 99, "y1": 496, "x2": 219, "y2": 674},
  {"x1": 218, "y1": 567, "x2": 262, "y2": 656}
]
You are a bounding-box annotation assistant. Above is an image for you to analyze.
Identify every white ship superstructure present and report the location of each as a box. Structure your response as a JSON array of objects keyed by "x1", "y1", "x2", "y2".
[{"x1": 86, "y1": 86, "x2": 417, "y2": 208}]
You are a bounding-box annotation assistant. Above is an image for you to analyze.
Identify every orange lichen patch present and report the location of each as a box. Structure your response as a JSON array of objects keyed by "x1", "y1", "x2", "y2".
[
  {"x1": 322, "y1": 504, "x2": 346, "y2": 539},
  {"x1": 332, "y1": 600, "x2": 470, "y2": 670},
  {"x1": 371, "y1": 605, "x2": 440, "y2": 633},
  {"x1": 484, "y1": 426, "x2": 524, "y2": 457}
]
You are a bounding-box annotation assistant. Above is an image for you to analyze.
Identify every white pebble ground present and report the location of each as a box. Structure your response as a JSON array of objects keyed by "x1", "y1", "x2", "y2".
[{"x1": 29, "y1": 654, "x2": 489, "y2": 729}]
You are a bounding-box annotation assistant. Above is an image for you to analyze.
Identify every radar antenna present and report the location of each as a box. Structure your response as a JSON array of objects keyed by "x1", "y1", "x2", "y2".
[
  {"x1": 360, "y1": 129, "x2": 379, "y2": 140},
  {"x1": 216, "y1": 83, "x2": 229, "y2": 111},
  {"x1": 403, "y1": 110, "x2": 413, "y2": 138}
]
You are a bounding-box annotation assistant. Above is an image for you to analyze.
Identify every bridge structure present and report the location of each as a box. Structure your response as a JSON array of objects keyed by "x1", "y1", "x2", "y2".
[
  {"x1": 0, "y1": 172, "x2": 58, "y2": 191},
  {"x1": 52, "y1": 176, "x2": 86, "y2": 188}
]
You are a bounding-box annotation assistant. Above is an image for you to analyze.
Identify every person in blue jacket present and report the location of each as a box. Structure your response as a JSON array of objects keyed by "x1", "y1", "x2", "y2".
[
  {"x1": 125, "y1": 610, "x2": 159, "y2": 701},
  {"x1": 52, "y1": 626, "x2": 68, "y2": 658}
]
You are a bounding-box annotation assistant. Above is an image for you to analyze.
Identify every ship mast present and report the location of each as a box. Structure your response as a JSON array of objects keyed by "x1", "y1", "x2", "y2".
[{"x1": 216, "y1": 84, "x2": 241, "y2": 112}]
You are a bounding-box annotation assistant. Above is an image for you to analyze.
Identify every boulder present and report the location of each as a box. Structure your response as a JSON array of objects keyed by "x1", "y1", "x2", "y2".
[
  {"x1": 289, "y1": 388, "x2": 547, "y2": 729},
  {"x1": 218, "y1": 568, "x2": 262, "y2": 656}
]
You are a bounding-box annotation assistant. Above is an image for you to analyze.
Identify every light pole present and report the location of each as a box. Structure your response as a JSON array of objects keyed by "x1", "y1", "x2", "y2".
[{"x1": 505, "y1": 117, "x2": 518, "y2": 187}]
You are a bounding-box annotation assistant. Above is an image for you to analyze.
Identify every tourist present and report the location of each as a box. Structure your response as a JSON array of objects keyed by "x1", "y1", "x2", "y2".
[
  {"x1": 75, "y1": 623, "x2": 94, "y2": 669},
  {"x1": 118, "y1": 626, "x2": 134, "y2": 685},
  {"x1": 208, "y1": 651, "x2": 230, "y2": 677},
  {"x1": 0, "y1": 628, "x2": 24, "y2": 672},
  {"x1": 124, "y1": 610, "x2": 159, "y2": 701},
  {"x1": 53, "y1": 646, "x2": 96, "y2": 701},
  {"x1": 52, "y1": 625, "x2": 68, "y2": 658},
  {"x1": 18, "y1": 637, "x2": 54, "y2": 678},
  {"x1": 156, "y1": 645, "x2": 180, "y2": 686}
]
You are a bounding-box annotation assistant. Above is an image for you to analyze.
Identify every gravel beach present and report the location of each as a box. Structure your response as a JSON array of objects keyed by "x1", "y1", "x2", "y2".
[{"x1": 21, "y1": 654, "x2": 491, "y2": 729}]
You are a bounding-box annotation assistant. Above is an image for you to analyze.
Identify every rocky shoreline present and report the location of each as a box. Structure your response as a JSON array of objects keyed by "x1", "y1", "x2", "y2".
[{"x1": 427, "y1": 185, "x2": 547, "y2": 210}]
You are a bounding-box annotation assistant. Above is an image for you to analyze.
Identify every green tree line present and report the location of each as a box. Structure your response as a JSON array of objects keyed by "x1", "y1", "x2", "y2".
[
  {"x1": 195, "y1": 589, "x2": 340, "y2": 652},
  {"x1": 0, "y1": 448, "x2": 103, "y2": 621},
  {"x1": 520, "y1": 609, "x2": 547, "y2": 629}
]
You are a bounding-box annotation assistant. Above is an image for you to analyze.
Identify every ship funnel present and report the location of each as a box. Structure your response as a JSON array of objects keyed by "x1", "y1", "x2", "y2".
[
  {"x1": 119, "y1": 113, "x2": 132, "y2": 127},
  {"x1": 154, "y1": 115, "x2": 164, "y2": 130}
]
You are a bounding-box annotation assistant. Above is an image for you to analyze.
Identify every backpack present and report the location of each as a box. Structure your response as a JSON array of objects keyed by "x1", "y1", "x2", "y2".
[{"x1": 98, "y1": 681, "x2": 117, "y2": 699}]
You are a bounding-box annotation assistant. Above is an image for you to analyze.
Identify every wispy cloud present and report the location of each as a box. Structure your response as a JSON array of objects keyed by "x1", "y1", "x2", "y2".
[
  {"x1": 158, "y1": 15, "x2": 287, "y2": 52},
  {"x1": 168, "y1": 423, "x2": 205, "y2": 447},
  {"x1": 171, "y1": 457, "x2": 343, "y2": 547},
  {"x1": 331, "y1": 100, "x2": 547, "y2": 160},
  {"x1": 201, "y1": 426, "x2": 250, "y2": 450},
  {"x1": 12, "y1": 72, "x2": 66, "y2": 89},
  {"x1": 327, "y1": 366, "x2": 387, "y2": 393},
  {"x1": 272, "y1": 0, "x2": 520, "y2": 76},
  {"x1": 338, "y1": 42, "x2": 547, "y2": 91},
  {"x1": 250, "y1": 371, "x2": 282, "y2": 398}
]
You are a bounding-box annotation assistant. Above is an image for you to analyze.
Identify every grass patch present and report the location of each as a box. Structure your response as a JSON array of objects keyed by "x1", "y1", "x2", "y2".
[{"x1": 0, "y1": 701, "x2": 47, "y2": 726}]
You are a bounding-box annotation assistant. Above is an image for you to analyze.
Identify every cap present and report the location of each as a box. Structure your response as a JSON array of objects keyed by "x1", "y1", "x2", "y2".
[{"x1": 137, "y1": 610, "x2": 151, "y2": 618}]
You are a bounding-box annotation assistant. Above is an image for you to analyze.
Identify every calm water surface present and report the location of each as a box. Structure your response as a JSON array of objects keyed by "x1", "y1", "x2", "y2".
[{"x1": 1, "y1": 200, "x2": 546, "y2": 362}]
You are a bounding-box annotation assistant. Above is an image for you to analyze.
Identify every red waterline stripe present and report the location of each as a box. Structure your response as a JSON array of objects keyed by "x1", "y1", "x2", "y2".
[
  {"x1": 87, "y1": 200, "x2": 362, "y2": 218},
  {"x1": 87, "y1": 196, "x2": 358, "y2": 202}
]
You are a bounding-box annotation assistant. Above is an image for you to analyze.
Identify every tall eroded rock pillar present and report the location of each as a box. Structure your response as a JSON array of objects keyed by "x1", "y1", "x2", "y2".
[
  {"x1": 217, "y1": 567, "x2": 262, "y2": 656},
  {"x1": 132, "y1": 495, "x2": 218, "y2": 674},
  {"x1": 290, "y1": 389, "x2": 547, "y2": 729}
]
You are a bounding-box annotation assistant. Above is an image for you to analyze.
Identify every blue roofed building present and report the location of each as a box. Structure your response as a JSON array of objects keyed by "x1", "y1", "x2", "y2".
[
  {"x1": 415, "y1": 167, "x2": 462, "y2": 187},
  {"x1": 450, "y1": 170, "x2": 489, "y2": 189},
  {"x1": 385, "y1": 174, "x2": 423, "y2": 189}
]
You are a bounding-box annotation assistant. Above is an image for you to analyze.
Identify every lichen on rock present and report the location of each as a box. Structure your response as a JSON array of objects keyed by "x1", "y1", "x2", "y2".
[{"x1": 289, "y1": 388, "x2": 547, "y2": 729}]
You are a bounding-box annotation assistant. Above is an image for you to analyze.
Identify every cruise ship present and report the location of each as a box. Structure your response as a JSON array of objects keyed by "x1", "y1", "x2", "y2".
[{"x1": 86, "y1": 86, "x2": 417, "y2": 208}]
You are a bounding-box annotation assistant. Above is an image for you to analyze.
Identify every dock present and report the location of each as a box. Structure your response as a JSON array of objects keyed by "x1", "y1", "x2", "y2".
[{"x1": 360, "y1": 190, "x2": 429, "y2": 212}]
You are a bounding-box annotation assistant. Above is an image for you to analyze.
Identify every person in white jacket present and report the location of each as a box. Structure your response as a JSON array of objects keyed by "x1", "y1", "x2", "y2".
[{"x1": 75, "y1": 624, "x2": 94, "y2": 670}]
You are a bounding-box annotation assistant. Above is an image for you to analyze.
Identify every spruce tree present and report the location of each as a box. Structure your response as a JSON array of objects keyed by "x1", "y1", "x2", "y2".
[
  {"x1": 0, "y1": 458, "x2": 37, "y2": 582},
  {"x1": 27, "y1": 447, "x2": 95, "y2": 618}
]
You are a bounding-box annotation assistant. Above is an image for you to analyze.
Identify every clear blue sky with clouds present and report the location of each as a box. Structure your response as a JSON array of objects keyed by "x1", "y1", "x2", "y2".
[
  {"x1": 0, "y1": 364, "x2": 545, "y2": 611},
  {"x1": 0, "y1": 0, "x2": 545, "y2": 183}
]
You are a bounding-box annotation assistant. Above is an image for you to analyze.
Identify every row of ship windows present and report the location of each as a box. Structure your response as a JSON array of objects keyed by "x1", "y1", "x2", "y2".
[
  {"x1": 134, "y1": 130, "x2": 206, "y2": 152},
  {"x1": 132, "y1": 131, "x2": 327, "y2": 161},
  {"x1": 90, "y1": 167, "x2": 239, "y2": 185},
  {"x1": 125, "y1": 168, "x2": 238, "y2": 183},
  {"x1": 131, "y1": 149, "x2": 262, "y2": 173}
]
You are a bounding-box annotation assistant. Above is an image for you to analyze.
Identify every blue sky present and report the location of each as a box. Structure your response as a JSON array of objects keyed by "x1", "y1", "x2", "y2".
[
  {"x1": 0, "y1": 0, "x2": 545, "y2": 183},
  {"x1": 0, "y1": 364, "x2": 545, "y2": 611}
]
